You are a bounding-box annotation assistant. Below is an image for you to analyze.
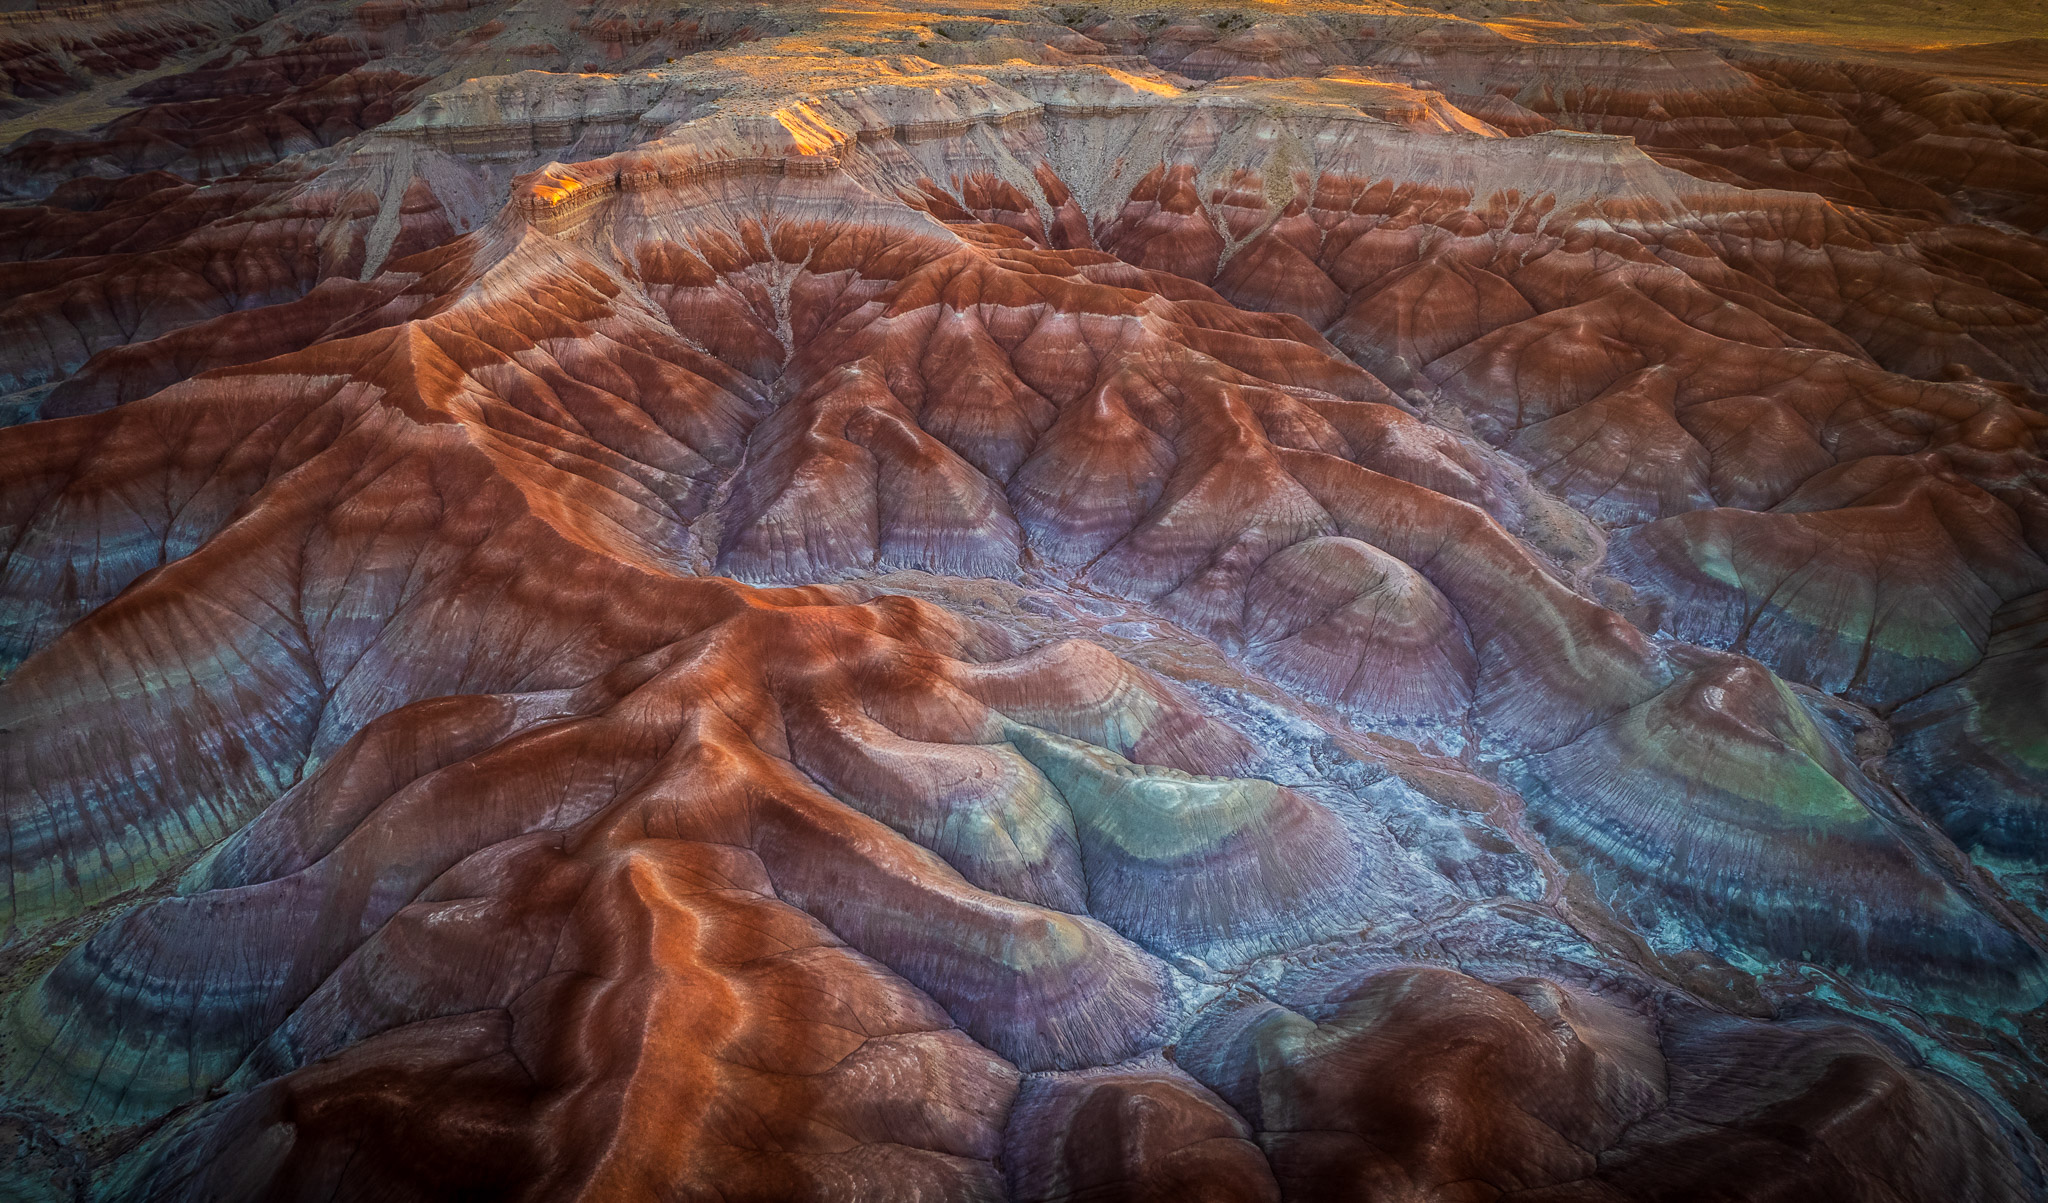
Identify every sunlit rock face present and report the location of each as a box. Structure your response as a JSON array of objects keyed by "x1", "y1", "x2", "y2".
[{"x1": 1, "y1": 1, "x2": 2045, "y2": 1199}]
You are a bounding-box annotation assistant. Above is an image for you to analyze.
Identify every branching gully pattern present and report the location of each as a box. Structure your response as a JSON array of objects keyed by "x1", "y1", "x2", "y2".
[{"x1": 0, "y1": 1, "x2": 2046, "y2": 1198}]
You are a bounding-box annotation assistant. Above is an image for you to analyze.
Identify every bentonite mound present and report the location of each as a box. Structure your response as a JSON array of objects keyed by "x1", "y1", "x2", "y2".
[{"x1": 0, "y1": 0, "x2": 2045, "y2": 1199}]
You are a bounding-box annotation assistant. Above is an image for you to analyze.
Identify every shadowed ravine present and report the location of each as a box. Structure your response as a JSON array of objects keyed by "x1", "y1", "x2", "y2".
[{"x1": 1, "y1": 1, "x2": 2046, "y2": 1199}]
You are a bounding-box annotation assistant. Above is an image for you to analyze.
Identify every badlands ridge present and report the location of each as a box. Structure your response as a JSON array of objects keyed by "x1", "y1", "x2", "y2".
[{"x1": 0, "y1": 0, "x2": 2047, "y2": 1198}]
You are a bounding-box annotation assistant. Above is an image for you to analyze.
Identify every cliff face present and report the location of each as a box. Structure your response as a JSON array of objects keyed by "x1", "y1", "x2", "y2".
[{"x1": 1, "y1": 3, "x2": 2046, "y2": 1200}]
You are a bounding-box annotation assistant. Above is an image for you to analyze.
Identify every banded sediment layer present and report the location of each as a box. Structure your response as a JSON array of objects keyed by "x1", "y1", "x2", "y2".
[{"x1": 1, "y1": 1, "x2": 2046, "y2": 1199}]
